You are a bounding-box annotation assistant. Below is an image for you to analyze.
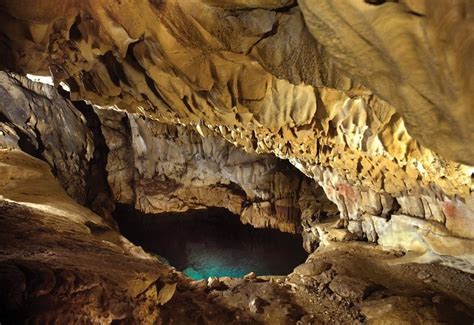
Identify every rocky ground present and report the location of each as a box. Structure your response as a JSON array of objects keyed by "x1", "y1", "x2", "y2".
[
  {"x1": 0, "y1": 149, "x2": 472, "y2": 324},
  {"x1": 167, "y1": 245, "x2": 474, "y2": 324}
]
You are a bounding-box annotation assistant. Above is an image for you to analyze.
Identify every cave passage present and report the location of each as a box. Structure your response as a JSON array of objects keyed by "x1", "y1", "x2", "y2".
[{"x1": 114, "y1": 205, "x2": 308, "y2": 280}]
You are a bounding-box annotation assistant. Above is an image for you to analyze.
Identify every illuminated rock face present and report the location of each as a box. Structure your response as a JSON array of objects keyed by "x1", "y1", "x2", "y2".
[
  {"x1": 0, "y1": 72, "x2": 335, "y2": 235},
  {"x1": 0, "y1": 2, "x2": 474, "y2": 322},
  {"x1": 97, "y1": 107, "x2": 334, "y2": 233},
  {"x1": 0, "y1": 0, "x2": 473, "y2": 272},
  {"x1": 299, "y1": 0, "x2": 474, "y2": 164}
]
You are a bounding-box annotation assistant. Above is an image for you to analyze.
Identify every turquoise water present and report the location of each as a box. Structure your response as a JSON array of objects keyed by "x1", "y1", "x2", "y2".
[
  {"x1": 182, "y1": 244, "x2": 249, "y2": 279},
  {"x1": 180, "y1": 241, "x2": 284, "y2": 279},
  {"x1": 183, "y1": 261, "x2": 247, "y2": 280},
  {"x1": 115, "y1": 206, "x2": 308, "y2": 279}
]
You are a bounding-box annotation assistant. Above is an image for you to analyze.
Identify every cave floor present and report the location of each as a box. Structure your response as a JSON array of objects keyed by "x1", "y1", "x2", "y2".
[
  {"x1": 1, "y1": 199, "x2": 473, "y2": 324},
  {"x1": 0, "y1": 150, "x2": 473, "y2": 324},
  {"x1": 162, "y1": 243, "x2": 474, "y2": 324}
]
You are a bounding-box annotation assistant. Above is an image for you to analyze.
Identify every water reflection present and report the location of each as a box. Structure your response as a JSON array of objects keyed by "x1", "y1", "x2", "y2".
[{"x1": 115, "y1": 205, "x2": 307, "y2": 280}]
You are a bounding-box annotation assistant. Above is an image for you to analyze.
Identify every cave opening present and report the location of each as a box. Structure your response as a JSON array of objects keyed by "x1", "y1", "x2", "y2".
[{"x1": 114, "y1": 204, "x2": 308, "y2": 280}]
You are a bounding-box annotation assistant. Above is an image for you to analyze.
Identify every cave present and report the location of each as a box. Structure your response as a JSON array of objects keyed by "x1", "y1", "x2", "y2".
[
  {"x1": 0, "y1": 0, "x2": 473, "y2": 324},
  {"x1": 114, "y1": 205, "x2": 308, "y2": 279}
]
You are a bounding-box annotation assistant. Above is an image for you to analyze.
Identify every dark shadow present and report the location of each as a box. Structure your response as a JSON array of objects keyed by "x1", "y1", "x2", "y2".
[{"x1": 114, "y1": 204, "x2": 307, "y2": 279}]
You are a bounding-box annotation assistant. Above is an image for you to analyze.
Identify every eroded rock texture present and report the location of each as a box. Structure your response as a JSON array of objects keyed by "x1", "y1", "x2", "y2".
[
  {"x1": 98, "y1": 108, "x2": 336, "y2": 233},
  {"x1": 0, "y1": 71, "x2": 335, "y2": 235},
  {"x1": 0, "y1": 72, "x2": 94, "y2": 205},
  {"x1": 0, "y1": 150, "x2": 172, "y2": 323},
  {"x1": 0, "y1": 149, "x2": 472, "y2": 323},
  {"x1": 0, "y1": 0, "x2": 473, "y2": 323},
  {"x1": 1, "y1": 0, "x2": 472, "y2": 272},
  {"x1": 299, "y1": 0, "x2": 474, "y2": 164}
]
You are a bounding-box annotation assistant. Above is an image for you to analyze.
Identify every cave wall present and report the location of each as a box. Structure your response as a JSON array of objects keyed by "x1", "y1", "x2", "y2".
[
  {"x1": 4, "y1": 149, "x2": 472, "y2": 324},
  {"x1": 0, "y1": 148, "x2": 273, "y2": 324},
  {"x1": 0, "y1": 72, "x2": 335, "y2": 236},
  {"x1": 0, "y1": 1, "x2": 472, "y2": 271},
  {"x1": 0, "y1": 72, "x2": 94, "y2": 205},
  {"x1": 97, "y1": 107, "x2": 337, "y2": 234},
  {"x1": 299, "y1": 0, "x2": 474, "y2": 164},
  {"x1": 0, "y1": 1, "x2": 473, "y2": 322}
]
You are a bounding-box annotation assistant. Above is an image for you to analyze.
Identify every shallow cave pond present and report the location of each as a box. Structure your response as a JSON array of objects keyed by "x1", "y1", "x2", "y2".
[{"x1": 114, "y1": 205, "x2": 308, "y2": 280}]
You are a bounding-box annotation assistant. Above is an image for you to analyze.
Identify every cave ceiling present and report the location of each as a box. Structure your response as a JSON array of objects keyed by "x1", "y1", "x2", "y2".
[
  {"x1": 0, "y1": 0, "x2": 472, "y2": 161},
  {"x1": 0, "y1": 0, "x2": 474, "y2": 323},
  {"x1": 1, "y1": 0, "x2": 473, "y2": 257}
]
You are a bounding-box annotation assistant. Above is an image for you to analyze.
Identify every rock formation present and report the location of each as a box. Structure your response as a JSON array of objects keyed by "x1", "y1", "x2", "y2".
[
  {"x1": 0, "y1": 0, "x2": 473, "y2": 323},
  {"x1": 97, "y1": 107, "x2": 335, "y2": 234},
  {"x1": 0, "y1": 71, "x2": 336, "y2": 235}
]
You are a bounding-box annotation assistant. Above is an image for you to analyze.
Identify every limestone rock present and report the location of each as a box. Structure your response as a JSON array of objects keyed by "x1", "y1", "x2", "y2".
[
  {"x1": 207, "y1": 277, "x2": 229, "y2": 291},
  {"x1": 0, "y1": 71, "x2": 337, "y2": 235},
  {"x1": 372, "y1": 214, "x2": 474, "y2": 273},
  {"x1": 0, "y1": 72, "x2": 94, "y2": 205},
  {"x1": 299, "y1": 0, "x2": 474, "y2": 164},
  {"x1": 329, "y1": 275, "x2": 371, "y2": 300},
  {"x1": 96, "y1": 107, "x2": 335, "y2": 234},
  {"x1": 0, "y1": 156, "x2": 472, "y2": 323},
  {"x1": 0, "y1": 1, "x2": 472, "y2": 269},
  {"x1": 249, "y1": 296, "x2": 266, "y2": 314},
  {"x1": 0, "y1": 150, "x2": 173, "y2": 323},
  {"x1": 361, "y1": 296, "x2": 442, "y2": 325},
  {"x1": 244, "y1": 272, "x2": 257, "y2": 280},
  {"x1": 417, "y1": 270, "x2": 431, "y2": 281},
  {"x1": 293, "y1": 261, "x2": 332, "y2": 277},
  {"x1": 157, "y1": 283, "x2": 177, "y2": 306},
  {"x1": 0, "y1": 1, "x2": 473, "y2": 322}
]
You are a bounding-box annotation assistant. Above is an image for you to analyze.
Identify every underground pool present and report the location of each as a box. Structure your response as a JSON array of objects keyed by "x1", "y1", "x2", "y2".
[{"x1": 114, "y1": 205, "x2": 308, "y2": 280}]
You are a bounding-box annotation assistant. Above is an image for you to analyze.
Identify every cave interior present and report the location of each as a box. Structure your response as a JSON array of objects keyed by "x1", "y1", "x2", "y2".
[{"x1": 0, "y1": 0, "x2": 473, "y2": 324}]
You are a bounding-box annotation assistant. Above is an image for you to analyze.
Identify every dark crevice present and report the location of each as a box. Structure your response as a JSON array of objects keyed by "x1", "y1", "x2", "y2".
[
  {"x1": 28, "y1": 120, "x2": 46, "y2": 156},
  {"x1": 100, "y1": 52, "x2": 120, "y2": 87},
  {"x1": 0, "y1": 112, "x2": 40, "y2": 159},
  {"x1": 100, "y1": 51, "x2": 130, "y2": 87},
  {"x1": 125, "y1": 41, "x2": 173, "y2": 111},
  {"x1": 182, "y1": 96, "x2": 194, "y2": 114},
  {"x1": 364, "y1": 0, "x2": 387, "y2": 5},
  {"x1": 144, "y1": 73, "x2": 164, "y2": 102},
  {"x1": 406, "y1": 10, "x2": 425, "y2": 17},
  {"x1": 124, "y1": 40, "x2": 144, "y2": 72},
  {"x1": 224, "y1": 2, "x2": 298, "y2": 13},
  {"x1": 58, "y1": 87, "x2": 116, "y2": 225},
  {"x1": 80, "y1": 71, "x2": 98, "y2": 93},
  {"x1": 385, "y1": 197, "x2": 401, "y2": 221},
  {"x1": 246, "y1": 19, "x2": 280, "y2": 55},
  {"x1": 65, "y1": 77, "x2": 80, "y2": 93},
  {"x1": 69, "y1": 15, "x2": 82, "y2": 41},
  {"x1": 272, "y1": 2, "x2": 299, "y2": 13},
  {"x1": 218, "y1": 181, "x2": 247, "y2": 198},
  {"x1": 29, "y1": 119, "x2": 54, "y2": 173},
  {"x1": 149, "y1": 0, "x2": 165, "y2": 10}
]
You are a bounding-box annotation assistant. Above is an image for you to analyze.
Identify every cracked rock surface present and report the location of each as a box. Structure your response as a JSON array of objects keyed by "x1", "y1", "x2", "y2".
[
  {"x1": 1, "y1": 0, "x2": 472, "y2": 272},
  {"x1": 0, "y1": 0, "x2": 473, "y2": 323},
  {"x1": 0, "y1": 153, "x2": 472, "y2": 323}
]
